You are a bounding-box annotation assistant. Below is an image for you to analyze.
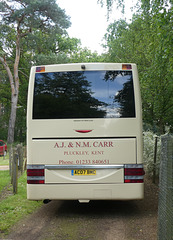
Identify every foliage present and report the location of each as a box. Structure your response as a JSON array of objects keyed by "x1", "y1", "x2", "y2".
[
  {"x1": 0, "y1": 67, "x2": 11, "y2": 141},
  {"x1": 0, "y1": 0, "x2": 71, "y2": 142},
  {"x1": 98, "y1": 0, "x2": 172, "y2": 14},
  {"x1": 1, "y1": 0, "x2": 172, "y2": 141},
  {"x1": 0, "y1": 0, "x2": 71, "y2": 31},
  {"x1": 98, "y1": 0, "x2": 125, "y2": 16},
  {"x1": 32, "y1": 35, "x2": 82, "y2": 65},
  {"x1": 143, "y1": 131, "x2": 161, "y2": 177},
  {"x1": 69, "y1": 47, "x2": 104, "y2": 63},
  {"x1": 103, "y1": 1, "x2": 173, "y2": 133}
]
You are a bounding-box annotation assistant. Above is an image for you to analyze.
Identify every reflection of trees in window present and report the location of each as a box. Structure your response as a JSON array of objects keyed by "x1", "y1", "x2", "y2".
[
  {"x1": 33, "y1": 71, "x2": 107, "y2": 119},
  {"x1": 114, "y1": 76, "x2": 135, "y2": 117},
  {"x1": 104, "y1": 70, "x2": 122, "y2": 82},
  {"x1": 104, "y1": 71, "x2": 135, "y2": 118}
]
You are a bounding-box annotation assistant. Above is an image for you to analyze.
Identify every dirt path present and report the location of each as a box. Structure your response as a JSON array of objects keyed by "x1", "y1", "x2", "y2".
[
  {"x1": 7, "y1": 179, "x2": 158, "y2": 240},
  {"x1": 0, "y1": 165, "x2": 9, "y2": 171}
]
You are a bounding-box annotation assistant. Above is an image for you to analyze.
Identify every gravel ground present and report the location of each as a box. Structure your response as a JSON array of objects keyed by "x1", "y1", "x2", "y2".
[{"x1": 5, "y1": 178, "x2": 158, "y2": 240}]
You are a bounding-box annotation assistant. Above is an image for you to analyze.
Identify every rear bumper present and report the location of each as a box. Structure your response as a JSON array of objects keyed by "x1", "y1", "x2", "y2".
[{"x1": 27, "y1": 183, "x2": 144, "y2": 201}]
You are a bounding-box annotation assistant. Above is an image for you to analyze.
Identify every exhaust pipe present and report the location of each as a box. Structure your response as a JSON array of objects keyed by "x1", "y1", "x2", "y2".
[{"x1": 43, "y1": 199, "x2": 51, "y2": 204}]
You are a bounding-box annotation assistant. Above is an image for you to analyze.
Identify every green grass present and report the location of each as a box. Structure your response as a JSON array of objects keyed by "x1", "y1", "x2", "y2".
[
  {"x1": 0, "y1": 153, "x2": 9, "y2": 165},
  {"x1": 0, "y1": 172, "x2": 43, "y2": 236},
  {"x1": 0, "y1": 171, "x2": 11, "y2": 192}
]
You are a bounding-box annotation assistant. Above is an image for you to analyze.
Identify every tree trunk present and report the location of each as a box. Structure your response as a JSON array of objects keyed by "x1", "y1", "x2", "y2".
[
  {"x1": 0, "y1": 28, "x2": 20, "y2": 144},
  {"x1": 7, "y1": 93, "x2": 18, "y2": 144},
  {"x1": 7, "y1": 31, "x2": 20, "y2": 144},
  {"x1": 0, "y1": 56, "x2": 17, "y2": 144}
]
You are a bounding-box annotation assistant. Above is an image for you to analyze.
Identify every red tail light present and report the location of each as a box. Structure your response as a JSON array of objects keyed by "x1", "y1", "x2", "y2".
[
  {"x1": 124, "y1": 179, "x2": 144, "y2": 183},
  {"x1": 27, "y1": 165, "x2": 45, "y2": 184},
  {"x1": 27, "y1": 169, "x2": 44, "y2": 176},
  {"x1": 124, "y1": 168, "x2": 145, "y2": 176},
  {"x1": 27, "y1": 179, "x2": 45, "y2": 184},
  {"x1": 124, "y1": 165, "x2": 145, "y2": 183}
]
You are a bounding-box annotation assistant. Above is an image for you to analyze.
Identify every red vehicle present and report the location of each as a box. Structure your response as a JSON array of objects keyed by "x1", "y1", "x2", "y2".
[{"x1": 0, "y1": 140, "x2": 7, "y2": 156}]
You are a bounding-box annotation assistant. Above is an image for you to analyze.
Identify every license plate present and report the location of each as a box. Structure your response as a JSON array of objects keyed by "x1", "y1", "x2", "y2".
[{"x1": 71, "y1": 169, "x2": 96, "y2": 176}]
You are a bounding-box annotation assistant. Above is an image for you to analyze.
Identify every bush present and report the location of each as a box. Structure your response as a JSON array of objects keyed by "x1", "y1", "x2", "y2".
[{"x1": 143, "y1": 131, "x2": 161, "y2": 177}]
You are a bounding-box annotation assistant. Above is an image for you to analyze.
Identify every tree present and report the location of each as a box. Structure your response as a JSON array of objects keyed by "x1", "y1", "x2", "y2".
[
  {"x1": 0, "y1": 0, "x2": 71, "y2": 143},
  {"x1": 31, "y1": 35, "x2": 82, "y2": 65},
  {"x1": 98, "y1": 0, "x2": 125, "y2": 16},
  {"x1": 69, "y1": 47, "x2": 104, "y2": 63},
  {"x1": 0, "y1": 66, "x2": 11, "y2": 140},
  {"x1": 103, "y1": 1, "x2": 173, "y2": 133}
]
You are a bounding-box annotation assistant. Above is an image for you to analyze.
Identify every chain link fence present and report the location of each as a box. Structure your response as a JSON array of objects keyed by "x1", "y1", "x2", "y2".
[{"x1": 158, "y1": 135, "x2": 173, "y2": 240}]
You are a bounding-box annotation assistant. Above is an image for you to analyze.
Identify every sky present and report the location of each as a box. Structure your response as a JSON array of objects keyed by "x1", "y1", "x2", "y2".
[{"x1": 57, "y1": 0, "x2": 138, "y2": 54}]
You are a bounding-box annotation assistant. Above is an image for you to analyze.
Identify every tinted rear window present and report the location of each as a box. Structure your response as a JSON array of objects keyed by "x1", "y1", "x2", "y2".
[{"x1": 33, "y1": 70, "x2": 135, "y2": 119}]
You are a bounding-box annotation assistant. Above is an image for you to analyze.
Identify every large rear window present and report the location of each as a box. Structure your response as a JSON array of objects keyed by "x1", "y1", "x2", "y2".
[{"x1": 33, "y1": 70, "x2": 135, "y2": 119}]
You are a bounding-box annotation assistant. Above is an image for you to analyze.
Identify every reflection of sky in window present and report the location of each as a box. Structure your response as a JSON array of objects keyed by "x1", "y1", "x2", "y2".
[
  {"x1": 36, "y1": 72, "x2": 130, "y2": 104},
  {"x1": 83, "y1": 71, "x2": 132, "y2": 117},
  {"x1": 34, "y1": 70, "x2": 133, "y2": 118},
  {"x1": 84, "y1": 71, "x2": 130, "y2": 104}
]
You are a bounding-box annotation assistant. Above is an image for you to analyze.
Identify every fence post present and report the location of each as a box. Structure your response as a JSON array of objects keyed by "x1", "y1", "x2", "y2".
[
  {"x1": 23, "y1": 145, "x2": 27, "y2": 171},
  {"x1": 3, "y1": 145, "x2": 5, "y2": 160},
  {"x1": 158, "y1": 135, "x2": 173, "y2": 240},
  {"x1": 17, "y1": 143, "x2": 24, "y2": 174},
  {"x1": 9, "y1": 144, "x2": 13, "y2": 177},
  {"x1": 153, "y1": 136, "x2": 158, "y2": 183},
  {"x1": 12, "y1": 148, "x2": 18, "y2": 194}
]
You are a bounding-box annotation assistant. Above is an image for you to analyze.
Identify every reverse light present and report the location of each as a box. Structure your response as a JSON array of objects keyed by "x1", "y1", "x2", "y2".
[
  {"x1": 124, "y1": 164, "x2": 145, "y2": 183},
  {"x1": 27, "y1": 165, "x2": 45, "y2": 184}
]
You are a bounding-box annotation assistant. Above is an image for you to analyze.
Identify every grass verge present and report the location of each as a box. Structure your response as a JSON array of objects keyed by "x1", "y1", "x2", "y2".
[
  {"x1": 0, "y1": 171, "x2": 11, "y2": 192},
  {"x1": 0, "y1": 171, "x2": 42, "y2": 236},
  {"x1": 0, "y1": 155, "x2": 9, "y2": 165}
]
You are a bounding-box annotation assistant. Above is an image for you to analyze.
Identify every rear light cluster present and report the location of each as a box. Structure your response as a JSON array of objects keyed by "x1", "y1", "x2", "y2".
[
  {"x1": 124, "y1": 164, "x2": 145, "y2": 183},
  {"x1": 27, "y1": 164, "x2": 145, "y2": 184},
  {"x1": 27, "y1": 165, "x2": 45, "y2": 184}
]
